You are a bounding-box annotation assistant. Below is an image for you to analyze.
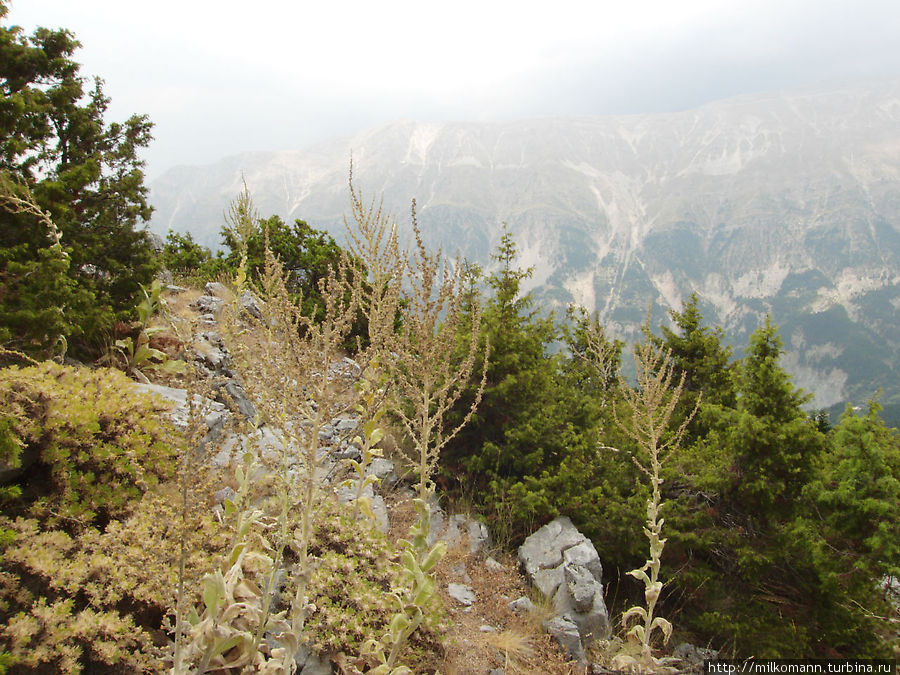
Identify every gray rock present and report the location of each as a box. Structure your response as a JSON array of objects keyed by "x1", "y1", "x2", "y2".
[
  {"x1": 366, "y1": 458, "x2": 398, "y2": 488},
  {"x1": 295, "y1": 643, "x2": 333, "y2": 674},
  {"x1": 318, "y1": 423, "x2": 335, "y2": 443},
  {"x1": 148, "y1": 232, "x2": 164, "y2": 252},
  {"x1": 204, "y1": 281, "x2": 228, "y2": 297},
  {"x1": 543, "y1": 616, "x2": 585, "y2": 662},
  {"x1": 485, "y1": 557, "x2": 504, "y2": 571},
  {"x1": 450, "y1": 562, "x2": 472, "y2": 583},
  {"x1": 216, "y1": 379, "x2": 258, "y2": 422},
  {"x1": 466, "y1": 518, "x2": 491, "y2": 556},
  {"x1": 196, "y1": 340, "x2": 228, "y2": 369},
  {"x1": 518, "y1": 517, "x2": 585, "y2": 578},
  {"x1": 435, "y1": 514, "x2": 491, "y2": 555},
  {"x1": 239, "y1": 290, "x2": 264, "y2": 320},
  {"x1": 673, "y1": 642, "x2": 719, "y2": 671},
  {"x1": 132, "y1": 383, "x2": 228, "y2": 446},
  {"x1": 565, "y1": 564, "x2": 596, "y2": 613},
  {"x1": 508, "y1": 596, "x2": 535, "y2": 614},
  {"x1": 166, "y1": 284, "x2": 188, "y2": 294},
  {"x1": 447, "y1": 583, "x2": 476, "y2": 606},
  {"x1": 479, "y1": 624, "x2": 497, "y2": 633},
  {"x1": 213, "y1": 425, "x2": 302, "y2": 470},
  {"x1": 332, "y1": 414, "x2": 358, "y2": 433},
  {"x1": 328, "y1": 357, "x2": 361, "y2": 379},
  {"x1": 333, "y1": 445, "x2": 362, "y2": 462},
  {"x1": 425, "y1": 493, "x2": 445, "y2": 547},
  {"x1": 518, "y1": 516, "x2": 610, "y2": 661},
  {"x1": 192, "y1": 294, "x2": 224, "y2": 315}
]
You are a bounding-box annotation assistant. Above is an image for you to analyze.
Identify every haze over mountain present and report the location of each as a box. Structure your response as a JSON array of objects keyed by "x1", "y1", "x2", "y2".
[{"x1": 149, "y1": 79, "x2": 900, "y2": 415}]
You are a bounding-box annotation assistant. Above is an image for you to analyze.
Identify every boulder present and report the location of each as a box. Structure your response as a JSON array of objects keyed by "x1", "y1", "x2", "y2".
[
  {"x1": 365, "y1": 457, "x2": 398, "y2": 488},
  {"x1": 147, "y1": 232, "x2": 164, "y2": 252},
  {"x1": 518, "y1": 517, "x2": 610, "y2": 662},
  {"x1": 192, "y1": 294, "x2": 224, "y2": 315},
  {"x1": 132, "y1": 383, "x2": 227, "y2": 447},
  {"x1": 543, "y1": 616, "x2": 585, "y2": 663},
  {"x1": 239, "y1": 290, "x2": 264, "y2": 320},
  {"x1": 204, "y1": 281, "x2": 228, "y2": 297},
  {"x1": 447, "y1": 582, "x2": 476, "y2": 606},
  {"x1": 438, "y1": 514, "x2": 491, "y2": 556}
]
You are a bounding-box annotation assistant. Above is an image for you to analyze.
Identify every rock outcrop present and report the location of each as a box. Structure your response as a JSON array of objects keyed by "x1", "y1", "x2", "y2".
[{"x1": 518, "y1": 516, "x2": 610, "y2": 662}]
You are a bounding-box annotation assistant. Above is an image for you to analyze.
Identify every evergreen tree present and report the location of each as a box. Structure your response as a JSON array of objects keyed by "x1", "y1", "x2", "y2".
[
  {"x1": 220, "y1": 214, "x2": 351, "y2": 324},
  {"x1": 729, "y1": 316, "x2": 823, "y2": 519},
  {"x1": 443, "y1": 229, "x2": 560, "y2": 486},
  {"x1": 796, "y1": 400, "x2": 900, "y2": 649},
  {"x1": 0, "y1": 4, "x2": 157, "y2": 356},
  {"x1": 651, "y1": 293, "x2": 736, "y2": 441},
  {"x1": 665, "y1": 317, "x2": 841, "y2": 656},
  {"x1": 161, "y1": 230, "x2": 220, "y2": 280}
]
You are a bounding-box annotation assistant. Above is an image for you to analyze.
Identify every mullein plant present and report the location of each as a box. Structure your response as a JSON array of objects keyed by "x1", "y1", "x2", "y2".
[
  {"x1": 343, "y1": 363, "x2": 390, "y2": 524},
  {"x1": 361, "y1": 201, "x2": 488, "y2": 673},
  {"x1": 220, "y1": 190, "x2": 369, "y2": 670},
  {"x1": 342, "y1": 174, "x2": 405, "y2": 526},
  {"x1": 584, "y1": 320, "x2": 697, "y2": 672}
]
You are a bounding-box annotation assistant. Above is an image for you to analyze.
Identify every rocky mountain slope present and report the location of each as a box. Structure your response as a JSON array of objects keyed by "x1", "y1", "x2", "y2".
[{"x1": 149, "y1": 79, "x2": 900, "y2": 414}]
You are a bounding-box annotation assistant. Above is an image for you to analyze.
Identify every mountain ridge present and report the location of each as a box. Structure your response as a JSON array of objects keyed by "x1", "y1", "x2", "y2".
[{"x1": 149, "y1": 79, "x2": 900, "y2": 413}]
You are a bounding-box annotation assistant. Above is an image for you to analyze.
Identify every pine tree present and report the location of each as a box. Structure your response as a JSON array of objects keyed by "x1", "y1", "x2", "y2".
[
  {"x1": 0, "y1": 4, "x2": 157, "y2": 355},
  {"x1": 666, "y1": 317, "x2": 835, "y2": 656},
  {"x1": 443, "y1": 229, "x2": 560, "y2": 485},
  {"x1": 651, "y1": 293, "x2": 735, "y2": 441},
  {"x1": 729, "y1": 316, "x2": 823, "y2": 519}
]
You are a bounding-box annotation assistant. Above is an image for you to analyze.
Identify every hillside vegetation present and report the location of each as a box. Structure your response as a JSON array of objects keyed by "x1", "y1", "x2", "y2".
[{"x1": 1, "y1": 5, "x2": 899, "y2": 673}]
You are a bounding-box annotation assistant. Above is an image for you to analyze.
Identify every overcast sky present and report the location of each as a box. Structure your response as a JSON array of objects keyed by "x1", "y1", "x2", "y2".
[{"x1": 7, "y1": 0, "x2": 900, "y2": 179}]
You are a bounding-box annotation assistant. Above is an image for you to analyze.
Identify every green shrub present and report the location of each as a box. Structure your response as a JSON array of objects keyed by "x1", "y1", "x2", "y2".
[{"x1": 0, "y1": 362, "x2": 177, "y2": 528}]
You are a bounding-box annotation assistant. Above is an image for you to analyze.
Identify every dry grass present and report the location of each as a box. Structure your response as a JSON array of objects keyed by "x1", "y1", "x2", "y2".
[
  {"x1": 156, "y1": 275, "x2": 575, "y2": 673},
  {"x1": 433, "y1": 530, "x2": 577, "y2": 674}
]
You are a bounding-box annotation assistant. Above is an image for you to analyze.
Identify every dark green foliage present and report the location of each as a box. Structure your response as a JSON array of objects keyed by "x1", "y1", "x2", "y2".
[
  {"x1": 0, "y1": 362, "x2": 176, "y2": 529},
  {"x1": 441, "y1": 234, "x2": 646, "y2": 573},
  {"x1": 661, "y1": 318, "x2": 897, "y2": 656},
  {"x1": 727, "y1": 317, "x2": 824, "y2": 519},
  {"x1": 442, "y1": 232, "x2": 575, "y2": 540},
  {"x1": 797, "y1": 401, "x2": 900, "y2": 633},
  {"x1": 0, "y1": 7, "x2": 158, "y2": 357},
  {"x1": 221, "y1": 215, "x2": 344, "y2": 320},
  {"x1": 443, "y1": 230, "x2": 560, "y2": 484},
  {"x1": 0, "y1": 182, "x2": 94, "y2": 357},
  {"x1": 650, "y1": 293, "x2": 736, "y2": 441},
  {"x1": 161, "y1": 229, "x2": 222, "y2": 281}
]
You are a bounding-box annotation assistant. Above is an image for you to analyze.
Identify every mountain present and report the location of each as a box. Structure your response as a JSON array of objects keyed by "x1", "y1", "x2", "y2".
[{"x1": 149, "y1": 79, "x2": 900, "y2": 416}]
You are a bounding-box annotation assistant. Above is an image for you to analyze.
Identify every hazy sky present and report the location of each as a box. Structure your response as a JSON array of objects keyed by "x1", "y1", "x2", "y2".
[{"x1": 7, "y1": 0, "x2": 900, "y2": 179}]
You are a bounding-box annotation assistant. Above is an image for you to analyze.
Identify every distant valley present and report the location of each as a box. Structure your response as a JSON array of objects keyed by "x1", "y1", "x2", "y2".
[{"x1": 149, "y1": 79, "x2": 900, "y2": 419}]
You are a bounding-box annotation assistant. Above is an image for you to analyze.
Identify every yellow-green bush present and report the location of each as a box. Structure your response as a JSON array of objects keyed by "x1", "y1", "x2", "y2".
[
  {"x1": 0, "y1": 363, "x2": 183, "y2": 672},
  {"x1": 303, "y1": 501, "x2": 446, "y2": 664},
  {"x1": 0, "y1": 362, "x2": 176, "y2": 527},
  {"x1": 1, "y1": 492, "x2": 229, "y2": 673}
]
